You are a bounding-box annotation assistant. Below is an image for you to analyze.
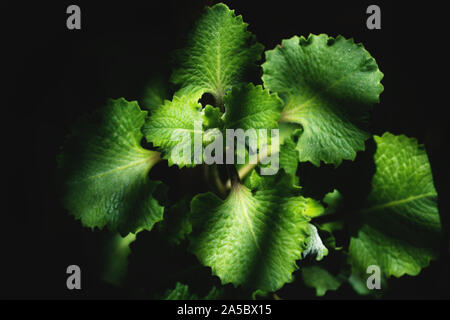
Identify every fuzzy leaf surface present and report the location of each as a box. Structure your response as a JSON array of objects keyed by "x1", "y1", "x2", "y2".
[
  {"x1": 223, "y1": 83, "x2": 283, "y2": 131},
  {"x1": 60, "y1": 98, "x2": 164, "y2": 235},
  {"x1": 171, "y1": 3, "x2": 263, "y2": 101},
  {"x1": 162, "y1": 282, "x2": 223, "y2": 300},
  {"x1": 349, "y1": 133, "x2": 441, "y2": 279},
  {"x1": 142, "y1": 94, "x2": 205, "y2": 167},
  {"x1": 189, "y1": 172, "x2": 323, "y2": 292},
  {"x1": 263, "y1": 34, "x2": 383, "y2": 166}
]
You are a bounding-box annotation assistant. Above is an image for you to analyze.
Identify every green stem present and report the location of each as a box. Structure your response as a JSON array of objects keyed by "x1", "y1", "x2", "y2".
[
  {"x1": 225, "y1": 143, "x2": 280, "y2": 188},
  {"x1": 225, "y1": 163, "x2": 256, "y2": 189},
  {"x1": 215, "y1": 92, "x2": 224, "y2": 113},
  {"x1": 209, "y1": 165, "x2": 227, "y2": 198},
  {"x1": 226, "y1": 164, "x2": 240, "y2": 188}
]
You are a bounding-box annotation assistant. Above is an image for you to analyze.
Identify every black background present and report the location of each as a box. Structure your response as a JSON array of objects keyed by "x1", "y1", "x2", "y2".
[{"x1": 2, "y1": 0, "x2": 449, "y2": 299}]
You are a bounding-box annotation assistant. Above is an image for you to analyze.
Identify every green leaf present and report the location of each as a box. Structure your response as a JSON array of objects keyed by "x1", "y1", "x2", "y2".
[
  {"x1": 144, "y1": 83, "x2": 284, "y2": 168},
  {"x1": 348, "y1": 273, "x2": 371, "y2": 296},
  {"x1": 303, "y1": 224, "x2": 328, "y2": 261},
  {"x1": 60, "y1": 98, "x2": 165, "y2": 235},
  {"x1": 101, "y1": 233, "x2": 137, "y2": 286},
  {"x1": 223, "y1": 83, "x2": 283, "y2": 131},
  {"x1": 349, "y1": 133, "x2": 441, "y2": 280},
  {"x1": 301, "y1": 265, "x2": 343, "y2": 297},
  {"x1": 221, "y1": 84, "x2": 287, "y2": 178},
  {"x1": 262, "y1": 34, "x2": 384, "y2": 166},
  {"x1": 139, "y1": 77, "x2": 169, "y2": 112},
  {"x1": 142, "y1": 94, "x2": 205, "y2": 168},
  {"x1": 257, "y1": 138, "x2": 299, "y2": 186},
  {"x1": 222, "y1": 84, "x2": 283, "y2": 161},
  {"x1": 203, "y1": 105, "x2": 224, "y2": 130},
  {"x1": 316, "y1": 221, "x2": 344, "y2": 251},
  {"x1": 189, "y1": 172, "x2": 324, "y2": 292},
  {"x1": 322, "y1": 189, "x2": 343, "y2": 216},
  {"x1": 278, "y1": 137, "x2": 298, "y2": 177},
  {"x1": 162, "y1": 282, "x2": 223, "y2": 300},
  {"x1": 171, "y1": 3, "x2": 263, "y2": 101}
]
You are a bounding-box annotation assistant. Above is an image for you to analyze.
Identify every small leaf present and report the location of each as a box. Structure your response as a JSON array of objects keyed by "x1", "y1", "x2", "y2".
[
  {"x1": 171, "y1": 3, "x2": 263, "y2": 101},
  {"x1": 322, "y1": 189, "x2": 343, "y2": 216},
  {"x1": 60, "y1": 98, "x2": 165, "y2": 235},
  {"x1": 142, "y1": 94, "x2": 205, "y2": 168},
  {"x1": 223, "y1": 83, "x2": 283, "y2": 132},
  {"x1": 349, "y1": 133, "x2": 441, "y2": 281},
  {"x1": 262, "y1": 34, "x2": 383, "y2": 166},
  {"x1": 303, "y1": 224, "x2": 328, "y2": 261},
  {"x1": 301, "y1": 265, "x2": 343, "y2": 297}
]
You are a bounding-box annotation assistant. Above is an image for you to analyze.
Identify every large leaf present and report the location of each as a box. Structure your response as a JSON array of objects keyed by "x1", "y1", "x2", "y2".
[
  {"x1": 189, "y1": 172, "x2": 324, "y2": 292},
  {"x1": 349, "y1": 133, "x2": 441, "y2": 281},
  {"x1": 171, "y1": 3, "x2": 263, "y2": 102},
  {"x1": 262, "y1": 34, "x2": 383, "y2": 166},
  {"x1": 60, "y1": 98, "x2": 164, "y2": 235}
]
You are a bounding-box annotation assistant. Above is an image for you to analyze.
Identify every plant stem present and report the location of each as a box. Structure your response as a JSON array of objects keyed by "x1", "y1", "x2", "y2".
[
  {"x1": 225, "y1": 143, "x2": 280, "y2": 188},
  {"x1": 225, "y1": 163, "x2": 257, "y2": 189},
  {"x1": 215, "y1": 92, "x2": 224, "y2": 113},
  {"x1": 226, "y1": 164, "x2": 240, "y2": 188},
  {"x1": 211, "y1": 165, "x2": 227, "y2": 198}
]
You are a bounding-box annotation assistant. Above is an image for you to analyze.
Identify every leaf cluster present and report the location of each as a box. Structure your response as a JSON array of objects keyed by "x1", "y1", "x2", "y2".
[{"x1": 58, "y1": 3, "x2": 442, "y2": 299}]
